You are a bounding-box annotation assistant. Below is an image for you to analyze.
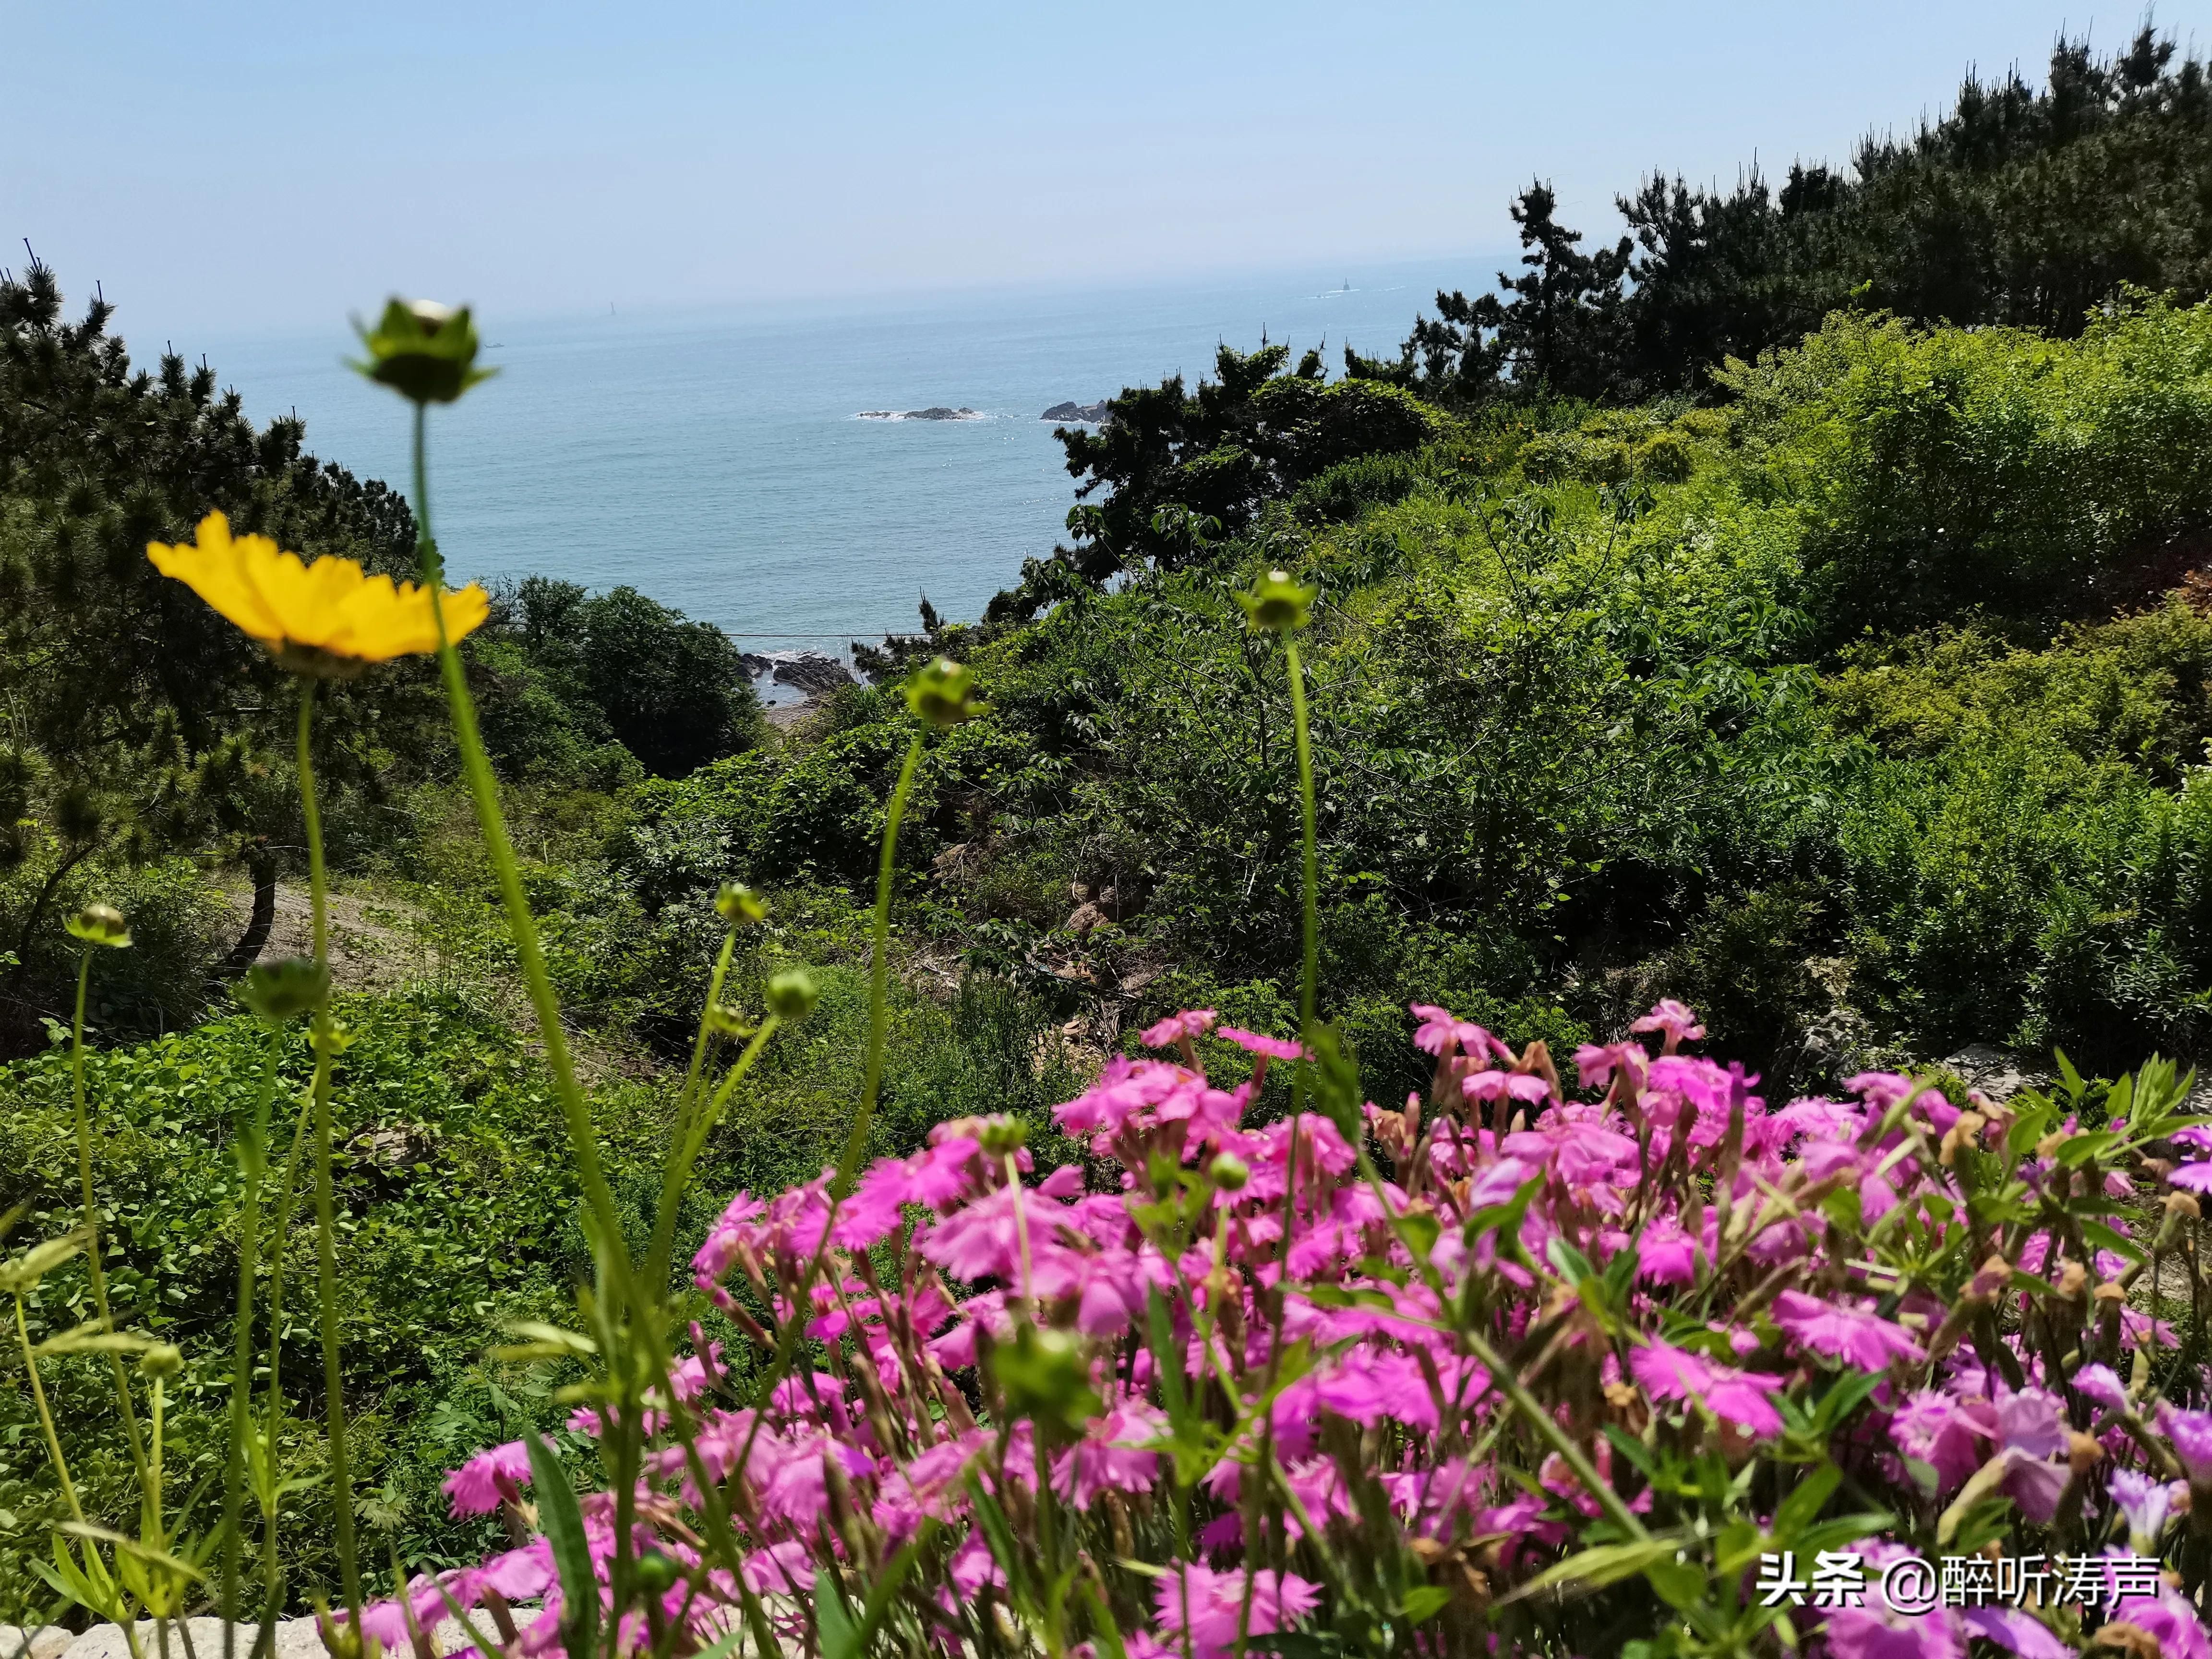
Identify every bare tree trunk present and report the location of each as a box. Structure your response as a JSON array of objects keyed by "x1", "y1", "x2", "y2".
[{"x1": 219, "y1": 842, "x2": 276, "y2": 976}]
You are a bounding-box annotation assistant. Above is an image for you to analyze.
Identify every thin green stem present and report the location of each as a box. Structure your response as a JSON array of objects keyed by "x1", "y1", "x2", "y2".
[
  {"x1": 222, "y1": 1024, "x2": 286, "y2": 1659},
  {"x1": 648, "y1": 1013, "x2": 780, "y2": 1287},
  {"x1": 672, "y1": 929, "x2": 739, "y2": 1145},
  {"x1": 1248, "y1": 634, "x2": 1320, "y2": 1659},
  {"x1": 842, "y1": 733, "x2": 924, "y2": 1198},
  {"x1": 720, "y1": 731, "x2": 923, "y2": 1505},
  {"x1": 14, "y1": 1290, "x2": 86, "y2": 1524},
  {"x1": 148, "y1": 1375, "x2": 166, "y2": 1556},
  {"x1": 412, "y1": 401, "x2": 630, "y2": 1288},
  {"x1": 1285, "y1": 637, "x2": 1317, "y2": 1039},
  {"x1": 259, "y1": 1083, "x2": 316, "y2": 1659},
  {"x1": 71, "y1": 948, "x2": 150, "y2": 1486},
  {"x1": 298, "y1": 680, "x2": 361, "y2": 1623}
]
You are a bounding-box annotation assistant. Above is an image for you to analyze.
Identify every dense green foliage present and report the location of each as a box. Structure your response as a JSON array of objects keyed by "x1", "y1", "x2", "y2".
[
  {"x1": 821, "y1": 301, "x2": 2212, "y2": 1094},
  {"x1": 1358, "y1": 27, "x2": 2212, "y2": 405},
  {"x1": 0, "y1": 262, "x2": 763, "y2": 1044},
  {"x1": 0, "y1": 955, "x2": 1079, "y2": 1622}
]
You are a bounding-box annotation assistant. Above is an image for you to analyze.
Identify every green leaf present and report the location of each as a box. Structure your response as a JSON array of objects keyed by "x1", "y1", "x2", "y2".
[
  {"x1": 1936, "y1": 1452, "x2": 2014, "y2": 1546},
  {"x1": 59, "y1": 1524, "x2": 202, "y2": 1585},
  {"x1": 815, "y1": 1574, "x2": 857, "y2": 1659},
  {"x1": 1646, "y1": 1558, "x2": 1706, "y2": 1611},
  {"x1": 1146, "y1": 1286, "x2": 1189, "y2": 1431},
  {"x1": 1396, "y1": 1209, "x2": 1442, "y2": 1266},
  {"x1": 1497, "y1": 1537, "x2": 1685, "y2": 1605},
  {"x1": 2080, "y1": 1220, "x2": 2143, "y2": 1262},
  {"x1": 33, "y1": 1323, "x2": 154, "y2": 1358},
  {"x1": 1771, "y1": 1463, "x2": 1840, "y2": 1539},
  {"x1": 1399, "y1": 1584, "x2": 1451, "y2": 1624},
  {"x1": 523, "y1": 1427, "x2": 598, "y2": 1659},
  {"x1": 0, "y1": 1231, "x2": 86, "y2": 1294},
  {"x1": 2054, "y1": 1131, "x2": 2118, "y2": 1166}
]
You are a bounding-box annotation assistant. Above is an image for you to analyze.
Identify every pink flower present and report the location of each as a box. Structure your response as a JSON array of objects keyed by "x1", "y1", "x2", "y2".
[
  {"x1": 1634, "y1": 1215, "x2": 1702, "y2": 1286},
  {"x1": 1889, "y1": 1389, "x2": 1993, "y2": 1491},
  {"x1": 1054, "y1": 1404, "x2": 1167, "y2": 1507},
  {"x1": 739, "y1": 1539, "x2": 816, "y2": 1595},
  {"x1": 1959, "y1": 1606, "x2": 2071, "y2": 1659},
  {"x1": 1139, "y1": 1009, "x2": 1217, "y2": 1048},
  {"x1": 2109, "y1": 1467, "x2": 2178, "y2": 1545},
  {"x1": 1630, "y1": 998, "x2": 1705, "y2": 1048},
  {"x1": 1771, "y1": 1290, "x2": 1925, "y2": 1370},
  {"x1": 1629, "y1": 1340, "x2": 1783, "y2": 1438},
  {"x1": 2111, "y1": 1591, "x2": 2212, "y2": 1659},
  {"x1": 479, "y1": 1542, "x2": 553, "y2": 1601},
  {"x1": 1409, "y1": 1003, "x2": 1510, "y2": 1062},
  {"x1": 2069, "y1": 1362, "x2": 2128, "y2": 1413},
  {"x1": 442, "y1": 1441, "x2": 532, "y2": 1517},
  {"x1": 2161, "y1": 1402, "x2": 2212, "y2": 1484},
  {"x1": 1574, "y1": 1040, "x2": 1647, "y2": 1091},
  {"x1": 1152, "y1": 1565, "x2": 1319, "y2": 1658},
  {"x1": 1218, "y1": 1025, "x2": 1305, "y2": 1061},
  {"x1": 1825, "y1": 1541, "x2": 1968, "y2": 1659},
  {"x1": 1463, "y1": 1069, "x2": 1552, "y2": 1105}
]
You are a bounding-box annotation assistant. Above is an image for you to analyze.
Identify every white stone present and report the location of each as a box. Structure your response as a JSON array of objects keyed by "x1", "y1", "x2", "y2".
[
  {"x1": 264, "y1": 1620, "x2": 326, "y2": 1659},
  {"x1": 62, "y1": 1620, "x2": 234, "y2": 1659},
  {"x1": 33, "y1": 1633, "x2": 76, "y2": 1659}
]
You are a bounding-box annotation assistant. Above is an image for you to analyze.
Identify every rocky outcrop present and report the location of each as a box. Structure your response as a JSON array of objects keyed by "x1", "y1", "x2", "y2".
[
  {"x1": 856, "y1": 406, "x2": 981, "y2": 421},
  {"x1": 768, "y1": 650, "x2": 854, "y2": 695},
  {"x1": 1042, "y1": 400, "x2": 1111, "y2": 423},
  {"x1": 740, "y1": 650, "x2": 856, "y2": 696},
  {"x1": 1941, "y1": 1043, "x2": 2047, "y2": 1101}
]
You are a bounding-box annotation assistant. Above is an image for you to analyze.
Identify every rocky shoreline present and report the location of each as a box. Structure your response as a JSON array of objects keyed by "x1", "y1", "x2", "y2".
[{"x1": 1040, "y1": 399, "x2": 1110, "y2": 423}]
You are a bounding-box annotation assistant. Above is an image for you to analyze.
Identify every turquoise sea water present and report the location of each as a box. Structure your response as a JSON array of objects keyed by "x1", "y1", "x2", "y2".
[{"x1": 196, "y1": 259, "x2": 1485, "y2": 661}]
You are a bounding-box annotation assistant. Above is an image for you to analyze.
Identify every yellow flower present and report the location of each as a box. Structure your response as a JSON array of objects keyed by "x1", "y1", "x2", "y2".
[{"x1": 146, "y1": 511, "x2": 488, "y2": 675}]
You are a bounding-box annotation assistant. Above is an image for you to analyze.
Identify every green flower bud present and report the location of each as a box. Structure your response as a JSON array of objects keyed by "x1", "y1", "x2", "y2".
[
  {"x1": 141, "y1": 1343, "x2": 183, "y2": 1378},
  {"x1": 65, "y1": 903, "x2": 132, "y2": 949},
  {"x1": 349, "y1": 299, "x2": 496, "y2": 406},
  {"x1": 764, "y1": 968, "x2": 819, "y2": 1022},
  {"x1": 239, "y1": 956, "x2": 329, "y2": 1022},
  {"x1": 905, "y1": 657, "x2": 987, "y2": 728},
  {"x1": 1209, "y1": 1152, "x2": 1250, "y2": 1191},
  {"x1": 1234, "y1": 568, "x2": 1317, "y2": 635},
  {"x1": 988, "y1": 1321, "x2": 1101, "y2": 1439},
  {"x1": 715, "y1": 881, "x2": 767, "y2": 926},
  {"x1": 978, "y1": 1116, "x2": 1028, "y2": 1157},
  {"x1": 632, "y1": 1551, "x2": 680, "y2": 1595},
  {"x1": 704, "y1": 1002, "x2": 756, "y2": 1039}
]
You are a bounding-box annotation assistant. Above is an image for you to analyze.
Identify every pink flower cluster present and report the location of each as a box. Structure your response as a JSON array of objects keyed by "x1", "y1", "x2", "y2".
[{"x1": 378, "y1": 1003, "x2": 2212, "y2": 1659}]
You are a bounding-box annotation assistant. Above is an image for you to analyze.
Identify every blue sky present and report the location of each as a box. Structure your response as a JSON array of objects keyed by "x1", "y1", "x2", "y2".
[{"x1": 6, "y1": 1, "x2": 2209, "y2": 344}]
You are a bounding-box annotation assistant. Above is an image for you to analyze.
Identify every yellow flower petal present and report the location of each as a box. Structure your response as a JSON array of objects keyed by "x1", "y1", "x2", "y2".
[{"x1": 146, "y1": 511, "x2": 489, "y2": 667}]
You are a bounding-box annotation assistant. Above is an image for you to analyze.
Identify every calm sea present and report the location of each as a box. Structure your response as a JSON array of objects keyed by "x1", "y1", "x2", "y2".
[{"x1": 196, "y1": 259, "x2": 1487, "y2": 677}]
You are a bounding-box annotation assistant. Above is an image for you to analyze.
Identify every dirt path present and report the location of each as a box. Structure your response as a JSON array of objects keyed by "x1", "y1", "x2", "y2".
[
  {"x1": 216, "y1": 880, "x2": 654, "y2": 1082},
  {"x1": 219, "y1": 881, "x2": 425, "y2": 993}
]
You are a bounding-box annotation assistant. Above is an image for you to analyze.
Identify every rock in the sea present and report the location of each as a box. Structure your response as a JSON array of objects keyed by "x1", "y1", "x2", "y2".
[
  {"x1": 769, "y1": 650, "x2": 855, "y2": 695},
  {"x1": 738, "y1": 650, "x2": 772, "y2": 676},
  {"x1": 1041, "y1": 400, "x2": 1111, "y2": 423},
  {"x1": 856, "y1": 407, "x2": 981, "y2": 421}
]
